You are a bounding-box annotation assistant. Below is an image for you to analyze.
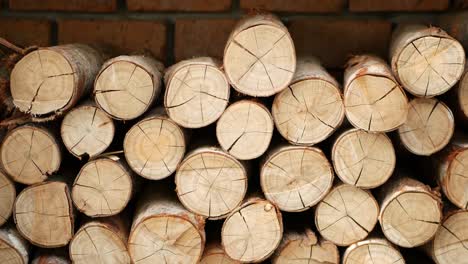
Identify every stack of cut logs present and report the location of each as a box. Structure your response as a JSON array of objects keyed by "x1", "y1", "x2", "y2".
[{"x1": 0, "y1": 13, "x2": 467, "y2": 264}]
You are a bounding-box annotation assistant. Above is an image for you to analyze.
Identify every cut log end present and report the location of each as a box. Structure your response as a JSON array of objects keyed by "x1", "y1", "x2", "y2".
[
  {"x1": 398, "y1": 98, "x2": 454, "y2": 156},
  {"x1": 315, "y1": 184, "x2": 379, "y2": 246},
  {"x1": 261, "y1": 146, "x2": 333, "y2": 212},
  {"x1": 442, "y1": 148, "x2": 468, "y2": 209},
  {"x1": 0, "y1": 125, "x2": 61, "y2": 185},
  {"x1": 0, "y1": 171, "x2": 15, "y2": 226},
  {"x1": 200, "y1": 243, "x2": 238, "y2": 264},
  {"x1": 217, "y1": 100, "x2": 274, "y2": 160},
  {"x1": 432, "y1": 210, "x2": 468, "y2": 264},
  {"x1": 343, "y1": 238, "x2": 404, "y2": 264},
  {"x1": 0, "y1": 227, "x2": 29, "y2": 264},
  {"x1": 457, "y1": 70, "x2": 468, "y2": 119},
  {"x1": 332, "y1": 129, "x2": 395, "y2": 189}
]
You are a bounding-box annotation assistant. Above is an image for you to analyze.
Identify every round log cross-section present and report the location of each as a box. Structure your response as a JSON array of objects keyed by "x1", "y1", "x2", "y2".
[
  {"x1": 0, "y1": 226, "x2": 30, "y2": 264},
  {"x1": 343, "y1": 237, "x2": 405, "y2": 264},
  {"x1": 0, "y1": 171, "x2": 15, "y2": 226},
  {"x1": 200, "y1": 243, "x2": 239, "y2": 264}
]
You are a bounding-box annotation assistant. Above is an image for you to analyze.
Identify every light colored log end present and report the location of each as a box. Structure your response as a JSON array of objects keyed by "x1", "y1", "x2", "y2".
[
  {"x1": 0, "y1": 171, "x2": 15, "y2": 226},
  {"x1": 440, "y1": 147, "x2": 468, "y2": 209},
  {"x1": 343, "y1": 238, "x2": 405, "y2": 264},
  {"x1": 200, "y1": 243, "x2": 239, "y2": 264},
  {"x1": 432, "y1": 210, "x2": 468, "y2": 264},
  {"x1": 457, "y1": 69, "x2": 468, "y2": 119},
  {"x1": 0, "y1": 227, "x2": 29, "y2": 264}
]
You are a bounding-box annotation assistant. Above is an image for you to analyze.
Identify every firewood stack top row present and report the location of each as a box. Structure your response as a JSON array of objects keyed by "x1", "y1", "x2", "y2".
[{"x1": 0, "y1": 13, "x2": 467, "y2": 264}]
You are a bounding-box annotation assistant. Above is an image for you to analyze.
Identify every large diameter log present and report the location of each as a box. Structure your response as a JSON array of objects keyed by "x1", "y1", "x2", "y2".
[
  {"x1": 0, "y1": 170, "x2": 15, "y2": 226},
  {"x1": 343, "y1": 55, "x2": 408, "y2": 132},
  {"x1": 0, "y1": 125, "x2": 61, "y2": 185},
  {"x1": 332, "y1": 128, "x2": 396, "y2": 189},
  {"x1": 343, "y1": 237, "x2": 405, "y2": 264},
  {"x1": 216, "y1": 100, "x2": 274, "y2": 160},
  {"x1": 222, "y1": 197, "x2": 282, "y2": 263},
  {"x1": 175, "y1": 147, "x2": 248, "y2": 219},
  {"x1": 0, "y1": 226, "x2": 30, "y2": 264},
  {"x1": 164, "y1": 57, "x2": 229, "y2": 128},
  {"x1": 398, "y1": 98, "x2": 454, "y2": 156},
  {"x1": 390, "y1": 24, "x2": 465, "y2": 97},
  {"x1": 378, "y1": 177, "x2": 442, "y2": 248},
  {"x1": 260, "y1": 145, "x2": 333, "y2": 212},
  {"x1": 200, "y1": 242, "x2": 239, "y2": 264},
  {"x1": 10, "y1": 44, "x2": 104, "y2": 118},
  {"x1": 14, "y1": 181, "x2": 74, "y2": 247},
  {"x1": 272, "y1": 58, "x2": 344, "y2": 145},
  {"x1": 223, "y1": 14, "x2": 296, "y2": 97},
  {"x1": 95, "y1": 55, "x2": 164, "y2": 120},
  {"x1": 315, "y1": 184, "x2": 379, "y2": 246}
]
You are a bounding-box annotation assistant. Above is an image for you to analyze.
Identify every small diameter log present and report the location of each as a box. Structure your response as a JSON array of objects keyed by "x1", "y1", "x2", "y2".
[
  {"x1": 14, "y1": 181, "x2": 74, "y2": 247},
  {"x1": 390, "y1": 24, "x2": 465, "y2": 97},
  {"x1": 0, "y1": 226, "x2": 30, "y2": 264},
  {"x1": 343, "y1": 237, "x2": 405, "y2": 264},
  {"x1": 398, "y1": 98, "x2": 454, "y2": 156},
  {"x1": 216, "y1": 100, "x2": 274, "y2": 160},
  {"x1": 124, "y1": 109, "x2": 187, "y2": 180},
  {"x1": 10, "y1": 44, "x2": 104, "y2": 118},
  {"x1": 344, "y1": 55, "x2": 408, "y2": 132},
  {"x1": 200, "y1": 242, "x2": 239, "y2": 264},
  {"x1": 272, "y1": 229, "x2": 339, "y2": 264},
  {"x1": 315, "y1": 184, "x2": 379, "y2": 246},
  {"x1": 60, "y1": 102, "x2": 114, "y2": 159},
  {"x1": 71, "y1": 156, "x2": 134, "y2": 217},
  {"x1": 175, "y1": 147, "x2": 248, "y2": 219},
  {"x1": 164, "y1": 57, "x2": 229, "y2": 128},
  {"x1": 0, "y1": 170, "x2": 15, "y2": 226},
  {"x1": 221, "y1": 197, "x2": 283, "y2": 263},
  {"x1": 452, "y1": 65, "x2": 468, "y2": 125},
  {"x1": 0, "y1": 125, "x2": 61, "y2": 185},
  {"x1": 95, "y1": 55, "x2": 164, "y2": 120},
  {"x1": 378, "y1": 177, "x2": 442, "y2": 248},
  {"x1": 260, "y1": 145, "x2": 334, "y2": 212},
  {"x1": 272, "y1": 58, "x2": 345, "y2": 145},
  {"x1": 332, "y1": 128, "x2": 396, "y2": 189},
  {"x1": 223, "y1": 14, "x2": 296, "y2": 97}
]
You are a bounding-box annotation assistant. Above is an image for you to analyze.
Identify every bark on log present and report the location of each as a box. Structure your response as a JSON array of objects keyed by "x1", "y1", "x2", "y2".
[
  {"x1": 342, "y1": 237, "x2": 405, "y2": 264},
  {"x1": 343, "y1": 55, "x2": 408, "y2": 132},
  {"x1": 94, "y1": 55, "x2": 164, "y2": 120},
  {"x1": 0, "y1": 170, "x2": 15, "y2": 226},
  {"x1": 164, "y1": 57, "x2": 229, "y2": 128},
  {"x1": 223, "y1": 14, "x2": 296, "y2": 97},
  {"x1": 31, "y1": 248, "x2": 70, "y2": 264},
  {"x1": 272, "y1": 57, "x2": 345, "y2": 145},
  {"x1": 0, "y1": 226, "x2": 30, "y2": 264},
  {"x1": 200, "y1": 242, "x2": 239, "y2": 264},
  {"x1": 390, "y1": 24, "x2": 465, "y2": 97}
]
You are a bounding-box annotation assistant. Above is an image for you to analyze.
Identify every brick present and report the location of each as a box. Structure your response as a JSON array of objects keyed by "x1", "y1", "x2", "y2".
[
  {"x1": 289, "y1": 19, "x2": 391, "y2": 68},
  {"x1": 58, "y1": 19, "x2": 166, "y2": 61},
  {"x1": 127, "y1": 0, "x2": 231, "y2": 12},
  {"x1": 9, "y1": 0, "x2": 116, "y2": 12},
  {"x1": 241, "y1": 0, "x2": 345, "y2": 13},
  {"x1": 175, "y1": 19, "x2": 236, "y2": 62},
  {"x1": 349, "y1": 0, "x2": 449, "y2": 11},
  {"x1": 0, "y1": 18, "x2": 51, "y2": 47}
]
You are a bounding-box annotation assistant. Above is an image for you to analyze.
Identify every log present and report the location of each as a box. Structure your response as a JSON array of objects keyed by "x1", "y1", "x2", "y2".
[
  {"x1": 14, "y1": 181, "x2": 74, "y2": 247},
  {"x1": 398, "y1": 98, "x2": 454, "y2": 156},
  {"x1": 175, "y1": 147, "x2": 248, "y2": 219},
  {"x1": 200, "y1": 242, "x2": 239, "y2": 264},
  {"x1": 221, "y1": 197, "x2": 283, "y2": 263},
  {"x1": 342, "y1": 237, "x2": 404, "y2": 264},
  {"x1": 164, "y1": 57, "x2": 229, "y2": 128},
  {"x1": 0, "y1": 226, "x2": 30, "y2": 264},
  {"x1": 390, "y1": 24, "x2": 465, "y2": 97},
  {"x1": 343, "y1": 55, "x2": 408, "y2": 132},
  {"x1": 60, "y1": 101, "x2": 114, "y2": 159},
  {"x1": 10, "y1": 44, "x2": 104, "y2": 118},
  {"x1": 332, "y1": 128, "x2": 396, "y2": 189},
  {"x1": 71, "y1": 156, "x2": 134, "y2": 217},
  {"x1": 451, "y1": 65, "x2": 468, "y2": 125},
  {"x1": 31, "y1": 248, "x2": 70, "y2": 264},
  {"x1": 378, "y1": 176, "x2": 442, "y2": 248},
  {"x1": 95, "y1": 55, "x2": 164, "y2": 120},
  {"x1": 0, "y1": 124, "x2": 61, "y2": 185},
  {"x1": 272, "y1": 229, "x2": 339, "y2": 264},
  {"x1": 0, "y1": 170, "x2": 15, "y2": 226},
  {"x1": 315, "y1": 184, "x2": 379, "y2": 246},
  {"x1": 216, "y1": 99, "x2": 274, "y2": 160},
  {"x1": 260, "y1": 145, "x2": 334, "y2": 212},
  {"x1": 272, "y1": 58, "x2": 345, "y2": 145},
  {"x1": 123, "y1": 108, "x2": 187, "y2": 180},
  {"x1": 223, "y1": 14, "x2": 296, "y2": 97}
]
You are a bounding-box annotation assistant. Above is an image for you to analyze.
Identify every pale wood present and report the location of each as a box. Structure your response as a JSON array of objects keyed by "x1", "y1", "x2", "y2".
[
  {"x1": 0, "y1": 125, "x2": 61, "y2": 185},
  {"x1": 175, "y1": 147, "x2": 248, "y2": 219},
  {"x1": 200, "y1": 242, "x2": 239, "y2": 264},
  {"x1": 344, "y1": 55, "x2": 408, "y2": 132},
  {"x1": 260, "y1": 145, "x2": 334, "y2": 212},
  {"x1": 216, "y1": 100, "x2": 274, "y2": 160},
  {"x1": 221, "y1": 197, "x2": 283, "y2": 263},
  {"x1": 315, "y1": 184, "x2": 379, "y2": 246},
  {"x1": 343, "y1": 237, "x2": 405, "y2": 264},
  {"x1": 272, "y1": 58, "x2": 344, "y2": 145},
  {"x1": 454, "y1": 65, "x2": 468, "y2": 123},
  {"x1": 398, "y1": 98, "x2": 454, "y2": 156},
  {"x1": 0, "y1": 226, "x2": 30, "y2": 264},
  {"x1": 14, "y1": 181, "x2": 74, "y2": 247},
  {"x1": 390, "y1": 24, "x2": 465, "y2": 97},
  {"x1": 60, "y1": 102, "x2": 114, "y2": 159},
  {"x1": 378, "y1": 176, "x2": 442, "y2": 248},
  {"x1": 164, "y1": 57, "x2": 229, "y2": 128},
  {"x1": 95, "y1": 55, "x2": 164, "y2": 120},
  {"x1": 0, "y1": 170, "x2": 15, "y2": 226},
  {"x1": 332, "y1": 128, "x2": 396, "y2": 189},
  {"x1": 10, "y1": 44, "x2": 104, "y2": 117},
  {"x1": 31, "y1": 248, "x2": 70, "y2": 264},
  {"x1": 223, "y1": 14, "x2": 296, "y2": 97},
  {"x1": 123, "y1": 108, "x2": 187, "y2": 180},
  {"x1": 71, "y1": 156, "x2": 134, "y2": 217}
]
